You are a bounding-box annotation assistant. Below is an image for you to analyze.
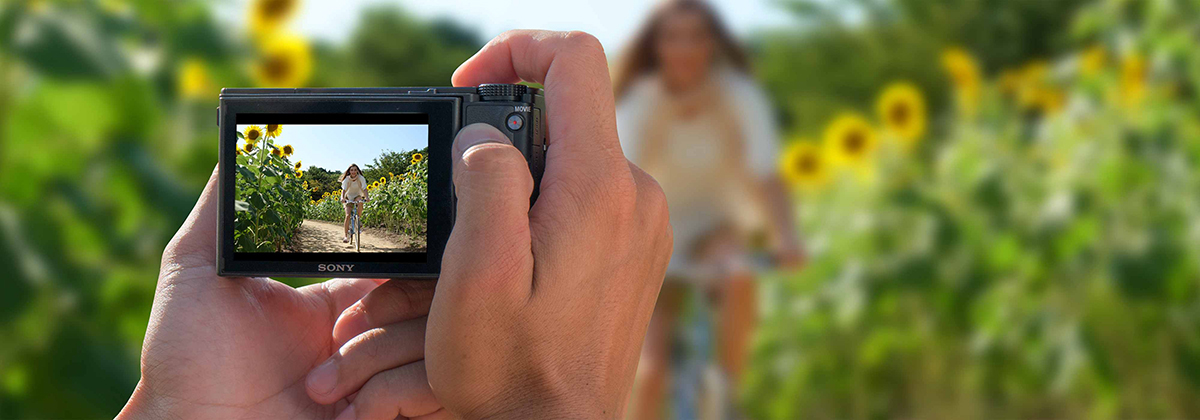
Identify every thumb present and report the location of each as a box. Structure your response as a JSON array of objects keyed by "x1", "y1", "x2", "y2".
[{"x1": 440, "y1": 123, "x2": 535, "y2": 303}]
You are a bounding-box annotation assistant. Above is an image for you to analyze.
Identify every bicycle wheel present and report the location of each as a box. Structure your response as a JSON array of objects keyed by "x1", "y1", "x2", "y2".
[{"x1": 354, "y1": 214, "x2": 361, "y2": 252}]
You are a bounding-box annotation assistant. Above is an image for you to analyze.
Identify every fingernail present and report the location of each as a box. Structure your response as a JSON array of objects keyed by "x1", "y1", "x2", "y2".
[
  {"x1": 306, "y1": 359, "x2": 338, "y2": 395},
  {"x1": 333, "y1": 404, "x2": 355, "y2": 420},
  {"x1": 454, "y1": 123, "x2": 510, "y2": 156}
]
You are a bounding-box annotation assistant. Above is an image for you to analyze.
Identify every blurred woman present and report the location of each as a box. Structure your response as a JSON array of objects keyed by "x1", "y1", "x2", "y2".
[
  {"x1": 614, "y1": 1, "x2": 801, "y2": 418},
  {"x1": 338, "y1": 163, "x2": 369, "y2": 243}
]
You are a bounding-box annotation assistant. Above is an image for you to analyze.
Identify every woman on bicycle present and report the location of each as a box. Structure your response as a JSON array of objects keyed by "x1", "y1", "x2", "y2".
[
  {"x1": 338, "y1": 163, "x2": 369, "y2": 243},
  {"x1": 615, "y1": 1, "x2": 802, "y2": 418}
]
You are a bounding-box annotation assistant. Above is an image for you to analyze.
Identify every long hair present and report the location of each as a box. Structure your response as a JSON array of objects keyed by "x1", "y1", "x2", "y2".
[
  {"x1": 338, "y1": 163, "x2": 362, "y2": 182},
  {"x1": 612, "y1": 0, "x2": 751, "y2": 101}
]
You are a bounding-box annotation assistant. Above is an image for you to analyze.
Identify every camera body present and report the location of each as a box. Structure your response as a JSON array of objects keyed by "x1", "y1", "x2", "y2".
[{"x1": 217, "y1": 84, "x2": 546, "y2": 278}]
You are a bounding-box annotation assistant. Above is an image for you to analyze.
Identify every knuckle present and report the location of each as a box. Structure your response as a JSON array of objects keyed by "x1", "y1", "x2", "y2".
[
  {"x1": 362, "y1": 282, "x2": 414, "y2": 319},
  {"x1": 561, "y1": 30, "x2": 605, "y2": 58}
]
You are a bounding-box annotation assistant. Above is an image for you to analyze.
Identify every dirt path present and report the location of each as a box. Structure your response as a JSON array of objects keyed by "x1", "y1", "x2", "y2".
[{"x1": 289, "y1": 219, "x2": 425, "y2": 253}]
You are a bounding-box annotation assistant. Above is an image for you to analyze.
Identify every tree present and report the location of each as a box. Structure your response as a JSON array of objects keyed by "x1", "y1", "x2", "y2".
[{"x1": 363, "y1": 147, "x2": 427, "y2": 183}]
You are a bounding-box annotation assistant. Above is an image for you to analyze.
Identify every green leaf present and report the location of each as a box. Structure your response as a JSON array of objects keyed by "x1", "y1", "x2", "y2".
[{"x1": 236, "y1": 165, "x2": 257, "y2": 183}]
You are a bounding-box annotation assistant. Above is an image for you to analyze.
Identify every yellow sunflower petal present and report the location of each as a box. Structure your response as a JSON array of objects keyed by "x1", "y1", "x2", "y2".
[
  {"x1": 252, "y1": 32, "x2": 313, "y2": 88},
  {"x1": 876, "y1": 81, "x2": 927, "y2": 148}
]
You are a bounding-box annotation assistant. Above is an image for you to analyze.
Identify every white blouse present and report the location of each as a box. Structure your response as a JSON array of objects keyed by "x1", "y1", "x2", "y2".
[
  {"x1": 342, "y1": 175, "x2": 367, "y2": 200},
  {"x1": 616, "y1": 68, "x2": 780, "y2": 279}
]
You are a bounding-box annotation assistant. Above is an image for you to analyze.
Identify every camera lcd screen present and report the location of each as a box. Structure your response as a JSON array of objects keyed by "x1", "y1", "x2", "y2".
[{"x1": 232, "y1": 114, "x2": 429, "y2": 261}]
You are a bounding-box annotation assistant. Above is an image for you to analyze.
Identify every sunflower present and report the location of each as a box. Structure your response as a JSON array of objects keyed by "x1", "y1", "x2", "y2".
[
  {"x1": 243, "y1": 142, "x2": 256, "y2": 153},
  {"x1": 247, "y1": 0, "x2": 300, "y2": 39},
  {"x1": 302, "y1": 181, "x2": 308, "y2": 189},
  {"x1": 295, "y1": 170, "x2": 304, "y2": 178},
  {"x1": 236, "y1": 148, "x2": 244, "y2": 156},
  {"x1": 266, "y1": 124, "x2": 283, "y2": 138},
  {"x1": 310, "y1": 200, "x2": 316, "y2": 205},
  {"x1": 1080, "y1": 44, "x2": 1106, "y2": 77},
  {"x1": 294, "y1": 160, "x2": 302, "y2": 170},
  {"x1": 1036, "y1": 88, "x2": 1067, "y2": 115},
  {"x1": 1015, "y1": 61, "x2": 1050, "y2": 110},
  {"x1": 1120, "y1": 53, "x2": 1147, "y2": 110},
  {"x1": 282, "y1": 144, "x2": 294, "y2": 156},
  {"x1": 253, "y1": 33, "x2": 313, "y2": 88},
  {"x1": 271, "y1": 146, "x2": 282, "y2": 157},
  {"x1": 379, "y1": 177, "x2": 387, "y2": 186},
  {"x1": 941, "y1": 47, "x2": 981, "y2": 113},
  {"x1": 244, "y1": 125, "x2": 264, "y2": 144},
  {"x1": 823, "y1": 112, "x2": 878, "y2": 169},
  {"x1": 388, "y1": 172, "x2": 394, "y2": 178},
  {"x1": 779, "y1": 139, "x2": 828, "y2": 190},
  {"x1": 411, "y1": 152, "x2": 424, "y2": 163},
  {"x1": 876, "y1": 82, "x2": 926, "y2": 148},
  {"x1": 177, "y1": 58, "x2": 211, "y2": 101},
  {"x1": 322, "y1": 192, "x2": 330, "y2": 198}
]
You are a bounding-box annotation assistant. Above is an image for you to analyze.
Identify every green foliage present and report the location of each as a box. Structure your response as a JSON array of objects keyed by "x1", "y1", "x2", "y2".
[
  {"x1": 233, "y1": 136, "x2": 306, "y2": 252},
  {"x1": 758, "y1": 0, "x2": 1089, "y2": 135},
  {"x1": 745, "y1": 0, "x2": 1200, "y2": 418},
  {"x1": 306, "y1": 158, "x2": 428, "y2": 239},
  {"x1": 362, "y1": 147, "x2": 427, "y2": 183},
  {"x1": 329, "y1": 6, "x2": 481, "y2": 87},
  {"x1": 302, "y1": 166, "x2": 340, "y2": 201},
  {"x1": 0, "y1": 1, "x2": 454, "y2": 417}
]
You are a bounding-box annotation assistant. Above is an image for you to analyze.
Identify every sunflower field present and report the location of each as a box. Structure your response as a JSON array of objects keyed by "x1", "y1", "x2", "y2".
[
  {"x1": 305, "y1": 152, "x2": 428, "y2": 241},
  {"x1": 233, "y1": 124, "x2": 308, "y2": 252},
  {"x1": 0, "y1": 0, "x2": 473, "y2": 416},
  {"x1": 749, "y1": 0, "x2": 1200, "y2": 418}
]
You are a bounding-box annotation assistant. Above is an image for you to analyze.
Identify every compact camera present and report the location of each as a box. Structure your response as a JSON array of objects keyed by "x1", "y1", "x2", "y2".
[{"x1": 216, "y1": 84, "x2": 546, "y2": 278}]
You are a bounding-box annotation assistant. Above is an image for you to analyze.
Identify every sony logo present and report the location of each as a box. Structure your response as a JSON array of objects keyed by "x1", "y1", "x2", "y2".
[
  {"x1": 318, "y1": 264, "x2": 355, "y2": 272},
  {"x1": 514, "y1": 105, "x2": 531, "y2": 112}
]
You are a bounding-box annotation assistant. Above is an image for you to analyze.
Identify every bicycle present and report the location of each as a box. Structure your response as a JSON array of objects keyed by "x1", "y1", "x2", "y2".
[{"x1": 343, "y1": 197, "x2": 369, "y2": 252}]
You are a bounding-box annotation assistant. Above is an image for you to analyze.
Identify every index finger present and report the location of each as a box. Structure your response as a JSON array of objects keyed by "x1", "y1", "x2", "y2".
[{"x1": 451, "y1": 30, "x2": 628, "y2": 181}]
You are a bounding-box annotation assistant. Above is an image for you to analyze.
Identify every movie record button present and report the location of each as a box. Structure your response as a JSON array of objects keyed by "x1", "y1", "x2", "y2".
[{"x1": 505, "y1": 113, "x2": 524, "y2": 131}]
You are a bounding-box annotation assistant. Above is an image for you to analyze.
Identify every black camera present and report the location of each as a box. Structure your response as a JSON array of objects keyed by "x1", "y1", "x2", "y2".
[{"x1": 216, "y1": 84, "x2": 545, "y2": 278}]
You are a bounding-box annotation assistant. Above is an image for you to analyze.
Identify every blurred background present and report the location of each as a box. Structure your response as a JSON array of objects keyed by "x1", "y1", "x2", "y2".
[{"x1": 1, "y1": 0, "x2": 1199, "y2": 418}]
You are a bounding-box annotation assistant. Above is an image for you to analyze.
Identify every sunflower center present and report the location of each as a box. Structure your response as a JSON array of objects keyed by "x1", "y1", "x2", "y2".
[
  {"x1": 267, "y1": 124, "x2": 279, "y2": 133},
  {"x1": 843, "y1": 130, "x2": 866, "y2": 155},
  {"x1": 798, "y1": 154, "x2": 818, "y2": 174},
  {"x1": 248, "y1": 130, "x2": 260, "y2": 141},
  {"x1": 263, "y1": 55, "x2": 291, "y2": 80},
  {"x1": 889, "y1": 103, "x2": 911, "y2": 127},
  {"x1": 260, "y1": 0, "x2": 291, "y2": 18}
]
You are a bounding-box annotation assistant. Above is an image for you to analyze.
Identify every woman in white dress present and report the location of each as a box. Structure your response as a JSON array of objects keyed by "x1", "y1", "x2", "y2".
[
  {"x1": 338, "y1": 163, "x2": 369, "y2": 243},
  {"x1": 616, "y1": 1, "x2": 803, "y2": 418}
]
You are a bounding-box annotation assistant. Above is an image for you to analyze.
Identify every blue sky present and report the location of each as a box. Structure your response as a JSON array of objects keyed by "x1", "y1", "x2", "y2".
[
  {"x1": 217, "y1": 0, "x2": 795, "y2": 56},
  {"x1": 239, "y1": 124, "x2": 427, "y2": 172}
]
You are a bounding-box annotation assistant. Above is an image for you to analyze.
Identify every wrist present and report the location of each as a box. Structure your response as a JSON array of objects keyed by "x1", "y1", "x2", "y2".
[
  {"x1": 475, "y1": 392, "x2": 621, "y2": 420},
  {"x1": 117, "y1": 381, "x2": 230, "y2": 420},
  {"x1": 116, "y1": 381, "x2": 172, "y2": 420}
]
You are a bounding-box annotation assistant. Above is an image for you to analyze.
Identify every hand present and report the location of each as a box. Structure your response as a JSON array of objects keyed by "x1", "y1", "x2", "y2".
[
  {"x1": 437, "y1": 30, "x2": 671, "y2": 418},
  {"x1": 116, "y1": 169, "x2": 431, "y2": 420},
  {"x1": 304, "y1": 279, "x2": 446, "y2": 420}
]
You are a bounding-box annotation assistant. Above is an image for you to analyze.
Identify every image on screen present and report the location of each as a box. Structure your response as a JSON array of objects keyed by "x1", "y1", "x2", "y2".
[{"x1": 233, "y1": 122, "x2": 428, "y2": 254}]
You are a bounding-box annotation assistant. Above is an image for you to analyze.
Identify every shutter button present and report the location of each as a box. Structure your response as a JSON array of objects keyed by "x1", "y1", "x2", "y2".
[{"x1": 505, "y1": 113, "x2": 524, "y2": 131}]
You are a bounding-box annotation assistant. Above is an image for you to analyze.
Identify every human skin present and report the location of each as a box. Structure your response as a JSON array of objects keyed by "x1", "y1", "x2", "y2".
[
  {"x1": 303, "y1": 29, "x2": 674, "y2": 419},
  {"x1": 114, "y1": 167, "x2": 440, "y2": 420}
]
